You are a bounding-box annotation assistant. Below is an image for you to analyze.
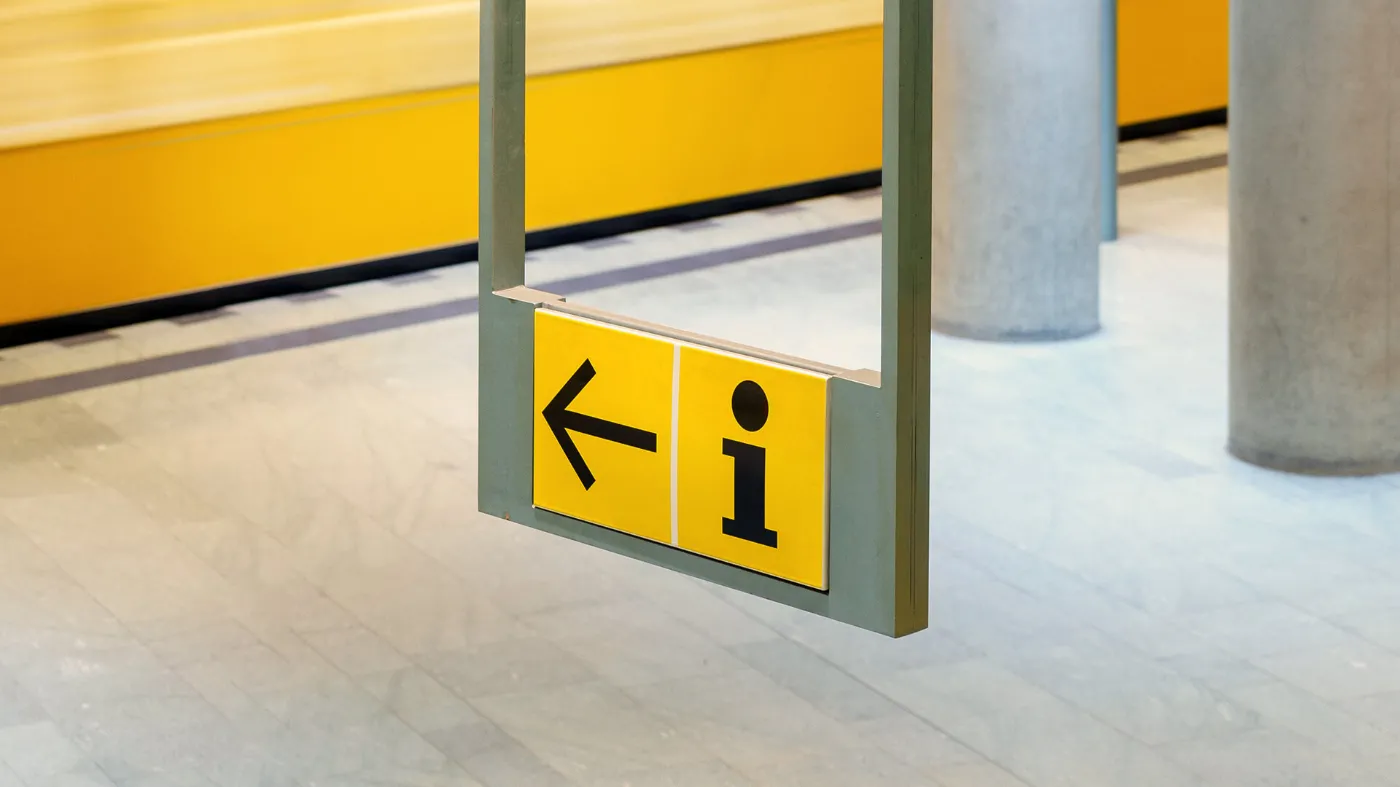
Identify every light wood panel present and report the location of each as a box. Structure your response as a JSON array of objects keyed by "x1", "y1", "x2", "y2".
[
  {"x1": 0, "y1": 27, "x2": 883, "y2": 326},
  {"x1": 0, "y1": 0, "x2": 881, "y2": 149}
]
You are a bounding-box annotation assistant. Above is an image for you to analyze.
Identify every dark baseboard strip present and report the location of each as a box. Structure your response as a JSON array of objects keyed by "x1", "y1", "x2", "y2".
[
  {"x1": 0, "y1": 170, "x2": 881, "y2": 351},
  {"x1": 1120, "y1": 108, "x2": 1228, "y2": 143},
  {"x1": 0, "y1": 245, "x2": 475, "y2": 352}
]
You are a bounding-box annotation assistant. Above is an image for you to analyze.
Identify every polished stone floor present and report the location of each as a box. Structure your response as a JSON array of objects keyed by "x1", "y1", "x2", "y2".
[{"x1": 4, "y1": 127, "x2": 1400, "y2": 787}]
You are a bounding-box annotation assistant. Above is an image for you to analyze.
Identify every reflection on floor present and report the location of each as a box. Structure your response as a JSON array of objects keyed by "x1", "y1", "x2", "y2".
[{"x1": 3, "y1": 127, "x2": 1400, "y2": 787}]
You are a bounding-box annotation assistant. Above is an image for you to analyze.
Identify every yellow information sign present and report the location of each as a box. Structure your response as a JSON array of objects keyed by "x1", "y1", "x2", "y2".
[
  {"x1": 532, "y1": 309, "x2": 830, "y2": 590},
  {"x1": 676, "y1": 346, "x2": 829, "y2": 589},
  {"x1": 533, "y1": 311, "x2": 674, "y2": 543}
]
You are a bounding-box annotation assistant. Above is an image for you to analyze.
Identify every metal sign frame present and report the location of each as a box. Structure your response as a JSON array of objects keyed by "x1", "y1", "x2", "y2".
[{"x1": 478, "y1": 0, "x2": 932, "y2": 637}]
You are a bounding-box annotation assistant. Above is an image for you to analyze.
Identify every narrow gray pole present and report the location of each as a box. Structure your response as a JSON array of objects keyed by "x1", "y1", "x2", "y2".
[
  {"x1": 1229, "y1": 0, "x2": 1400, "y2": 475},
  {"x1": 479, "y1": 0, "x2": 526, "y2": 295},
  {"x1": 477, "y1": 0, "x2": 529, "y2": 511},
  {"x1": 1101, "y1": 0, "x2": 1118, "y2": 242}
]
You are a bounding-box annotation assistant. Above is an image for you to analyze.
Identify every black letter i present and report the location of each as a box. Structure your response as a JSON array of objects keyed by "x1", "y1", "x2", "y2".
[{"x1": 722, "y1": 381, "x2": 778, "y2": 548}]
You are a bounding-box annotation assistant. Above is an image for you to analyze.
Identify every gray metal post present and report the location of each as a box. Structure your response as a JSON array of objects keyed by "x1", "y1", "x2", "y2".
[{"x1": 1101, "y1": 0, "x2": 1118, "y2": 242}]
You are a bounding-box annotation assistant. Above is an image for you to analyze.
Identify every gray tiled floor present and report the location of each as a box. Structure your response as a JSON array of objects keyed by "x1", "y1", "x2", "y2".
[{"x1": 5, "y1": 129, "x2": 1400, "y2": 786}]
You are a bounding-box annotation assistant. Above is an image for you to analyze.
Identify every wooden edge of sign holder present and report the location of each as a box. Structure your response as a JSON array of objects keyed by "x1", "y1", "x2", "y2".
[{"x1": 478, "y1": 0, "x2": 931, "y2": 637}]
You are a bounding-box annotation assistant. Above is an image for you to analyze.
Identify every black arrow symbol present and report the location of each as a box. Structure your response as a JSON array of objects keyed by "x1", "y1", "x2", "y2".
[{"x1": 543, "y1": 359, "x2": 658, "y2": 489}]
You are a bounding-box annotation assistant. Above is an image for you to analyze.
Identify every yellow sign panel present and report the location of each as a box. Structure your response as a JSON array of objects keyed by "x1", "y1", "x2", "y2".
[
  {"x1": 676, "y1": 346, "x2": 829, "y2": 589},
  {"x1": 533, "y1": 310, "x2": 674, "y2": 543},
  {"x1": 532, "y1": 309, "x2": 830, "y2": 589}
]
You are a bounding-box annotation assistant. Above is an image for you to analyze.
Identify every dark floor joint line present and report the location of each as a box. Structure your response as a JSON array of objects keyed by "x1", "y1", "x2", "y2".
[
  {"x1": 1120, "y1": 154, "x2": 1229, "y2": 187},
  {"x1": 1150, "y1": 132, "x2": 1189, "y2": 144},
  {"x1": 0, "y1": 219, "x2": 881, "y2": 408},
  {"x1": 761, "y1": 203, "x2": 807, "y2": 216},
  {"x1": 55, "y1": 332, "x2": 119, "y2": 348},
  {"x1": 676, "y1": 220, "x2": 721, "y2": 232},
  {"x1": 384, "y1": 272, "x2": 440, "y2": 286},
  {"x1": 581, "y1": 237, "x2": 631, "y2": 250},
  {"x1": 284, "y1": 291, "x2": 338, "y2": 303},
  {"x1": 169, "y1": 309, "x2": 234, "y2": 326}
]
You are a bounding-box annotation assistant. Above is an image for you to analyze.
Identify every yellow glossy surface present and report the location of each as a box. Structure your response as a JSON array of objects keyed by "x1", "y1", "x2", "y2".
[{"x1": 0, "y1": 27, "x2": 883, "y2": 327}]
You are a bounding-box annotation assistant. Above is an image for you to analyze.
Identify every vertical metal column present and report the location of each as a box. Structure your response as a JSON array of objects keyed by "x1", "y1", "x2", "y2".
[
  {"x1": 477, "y1": 0, "x2": 528, "y2": 513},
  {"x1": 1101, "y1": 0, "x2": 1118, "y2": 241},
  {"x1": 875, "y1": 0, "x2": 932, "y2": 632},
  {"x1": 479, "y1": 0, "x2": 525, "y2": 294}
]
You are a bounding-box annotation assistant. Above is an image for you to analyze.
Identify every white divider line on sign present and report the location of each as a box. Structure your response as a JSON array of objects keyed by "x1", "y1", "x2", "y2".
[{"x1": 670, "y1": 342, "x2": 681, "y2": 547}]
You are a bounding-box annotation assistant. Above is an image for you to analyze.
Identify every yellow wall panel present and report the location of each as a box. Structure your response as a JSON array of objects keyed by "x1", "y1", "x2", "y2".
[
  {"x1": 0, "y1": 90, "x2": 479, "y2": 326},
  {"x1": 526, "y1": 27, "x2": 881, "y2": 229},
  {"x1": 1119, "y1": 0, "x2": 1229, "y2": 126},
  {"x1": 0, "y1": 28, "x2": 882, "y2": 327}
]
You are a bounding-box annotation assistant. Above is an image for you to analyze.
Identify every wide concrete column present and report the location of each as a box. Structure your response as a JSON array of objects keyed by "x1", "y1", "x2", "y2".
[
  {"x1": 1230, "y1": 0, "x2": 1400, "y2": 475},
  {"x1": 931, "y1": 0, "x2": 1102, "y2": 341}
]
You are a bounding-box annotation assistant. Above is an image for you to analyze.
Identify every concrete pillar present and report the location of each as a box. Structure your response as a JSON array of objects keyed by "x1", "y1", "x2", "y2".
[
  {"x1": 931, "y1": 0, "x2": 1102, "y2": 341},
  {"x1": 1230, "y1": 0, "x2": 1400, "y2": 475}
]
